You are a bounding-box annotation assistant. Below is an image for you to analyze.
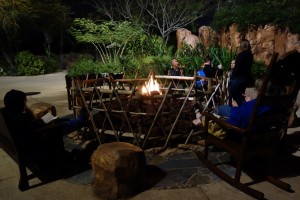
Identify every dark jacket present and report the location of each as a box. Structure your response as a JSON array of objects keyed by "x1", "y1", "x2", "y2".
[
  {"x1": 170, "y1": 68, "x2": 183, "y2": 76},
  {"x1": 232, "y1": 50, "x2": 254, "y2": 85}
]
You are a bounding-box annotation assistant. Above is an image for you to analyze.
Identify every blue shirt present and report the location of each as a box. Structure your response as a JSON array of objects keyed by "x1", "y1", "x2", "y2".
[{"x1": 226, "y1": 100, "x2": 271, "y2": 129}]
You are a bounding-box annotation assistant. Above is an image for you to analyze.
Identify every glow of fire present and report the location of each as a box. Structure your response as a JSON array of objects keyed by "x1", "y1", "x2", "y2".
[{"x1": 141, "y1": 76, "x2": 161, "y2": 95}]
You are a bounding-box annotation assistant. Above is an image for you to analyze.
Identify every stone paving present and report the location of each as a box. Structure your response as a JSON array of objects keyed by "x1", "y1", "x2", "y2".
[{"x1": 1, "y1": 71, "x2": 300, "y2": 200}]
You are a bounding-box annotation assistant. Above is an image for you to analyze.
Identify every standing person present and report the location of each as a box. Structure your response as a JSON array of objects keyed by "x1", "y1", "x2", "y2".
[
  {"x1": 169, "y1": 58, "x2": 184, "y2": 76},
  {"x1": 229, "y1": 39, "x2": 254, "y2": 106}
]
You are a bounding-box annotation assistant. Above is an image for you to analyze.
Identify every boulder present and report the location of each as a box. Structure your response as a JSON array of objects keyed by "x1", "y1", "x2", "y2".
[
  {"x1": 176, "y1": 28, "x2": 200, "y2": 49},
  {"x1": 91, "y1": 142, "x2": 146, "y2": 200}
]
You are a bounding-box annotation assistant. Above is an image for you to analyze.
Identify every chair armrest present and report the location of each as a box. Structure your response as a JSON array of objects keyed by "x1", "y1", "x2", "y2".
[
  {"x1": 202, "y1": 111, "x2": 247, "y2": 135},
  {"x1": 33, "y1": 123, "x2": 60, "y2": 135}
]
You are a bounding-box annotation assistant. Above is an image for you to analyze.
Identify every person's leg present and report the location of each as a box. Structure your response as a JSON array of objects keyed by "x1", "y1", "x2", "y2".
[
  {"x1": 212, "y1": 105, "x2": 232, "y2": 118},
  {"x1": 58, "y1": 108, "x2": 89, "y2": 134},
  {"x1": 229, "y1": 79, "x2": 245, "y2": 106}
]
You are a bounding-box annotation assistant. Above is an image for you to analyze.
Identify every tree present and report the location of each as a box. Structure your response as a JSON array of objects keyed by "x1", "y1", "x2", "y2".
[
  {"x1": 69, "y1": 19, "x2": 144, "y2": 64},
  {"x1": 0, "y1": 0, "x2": 33, "y2": 70},
  {"x1": 31, "y1": 0, "x2": 70, "y2": 57},
  {"x1": 138, "y1": 0, "x2": 205, "y2": 43},
  {"x1": 89, "y1": 0, "x2": 206, "y2": 44},
  {"x1": 212, "y1": 0, "x2": 300, "y2": 33},
  {"x1": 0, "y1": 0, "x2": 70, "y2": 71}
]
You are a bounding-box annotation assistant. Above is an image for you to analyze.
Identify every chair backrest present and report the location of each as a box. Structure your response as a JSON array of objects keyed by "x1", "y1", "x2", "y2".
[
  {"x1": 0, "y1": 108, "x2": 19, "y2": 163},
  {"x1": 246, "y1": 51, "x2": 300, "y2": 134}
]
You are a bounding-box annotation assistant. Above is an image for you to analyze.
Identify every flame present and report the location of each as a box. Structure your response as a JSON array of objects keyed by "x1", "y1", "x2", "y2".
[{"x1": 141, "y1": 76, "x2": 161, "y2": 95}]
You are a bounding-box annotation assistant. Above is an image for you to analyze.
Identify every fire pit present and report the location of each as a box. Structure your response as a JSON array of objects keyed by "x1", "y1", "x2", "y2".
[{"x1": 74, "y1": 74, "x2": 197, "y2": 149}]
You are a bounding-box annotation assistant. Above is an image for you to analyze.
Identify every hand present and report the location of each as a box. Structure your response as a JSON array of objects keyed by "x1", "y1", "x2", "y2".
[
  {"x1": 243, "y1": 94, "x2": 252, "y2": 102},
  {"x1": 232, "y1": 99, "x2": 238, "y2": 107}
]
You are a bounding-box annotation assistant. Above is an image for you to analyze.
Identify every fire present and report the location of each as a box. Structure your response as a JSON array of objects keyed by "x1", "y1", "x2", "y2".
[{"x1": 141, "y1": 76, "x2": 161, "y2": 95}]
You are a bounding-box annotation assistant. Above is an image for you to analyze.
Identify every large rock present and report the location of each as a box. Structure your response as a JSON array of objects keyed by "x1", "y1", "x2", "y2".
[
  {"x1": 176, "y1": 28, "x2": 200, "y2": 49},
  {"x1": 178, "y1": 24, "x2": 300, "y2": 65},
  {"x1": 91, "y1": 142, "x2": 146, "y2": 200},
  {"x1": 198, "y1": 26, "x2": 218, "y2": 48}
]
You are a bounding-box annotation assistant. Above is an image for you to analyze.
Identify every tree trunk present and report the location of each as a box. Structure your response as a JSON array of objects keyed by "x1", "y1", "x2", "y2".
[{"x1": 0, "y1": 46, "x2": 15, "y2": 71}]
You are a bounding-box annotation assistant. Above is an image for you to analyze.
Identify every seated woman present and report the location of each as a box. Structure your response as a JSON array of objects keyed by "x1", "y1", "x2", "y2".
[
  {"x1": 192, "y1": 78, "x2": 283, "y2": 133},
  {"x1": 3, "y1": 89, "x2": 88, "y2": 173}
]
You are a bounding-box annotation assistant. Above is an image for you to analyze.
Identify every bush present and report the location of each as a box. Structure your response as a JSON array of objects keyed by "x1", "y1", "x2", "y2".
[
  {"x1": 67, "y1": 56, "x2": 101, "y2": 76},
  {"x1": 44, "y1": 56, "x2": 61, "y2": 74},
  {"x1": 252, "y1": 60, "x2": 267, "y2": 80},
  {"x1": 15, "y1": 51, "x2": 45, "y2": 76},
  {"x1": 15, "y1": 51, "x2": 61, "y2": 76}
]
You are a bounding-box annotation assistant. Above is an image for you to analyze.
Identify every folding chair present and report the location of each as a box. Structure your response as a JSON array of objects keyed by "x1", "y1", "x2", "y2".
[{"x1": 195, "y1": 75, "x2": 223, "y2": 112}]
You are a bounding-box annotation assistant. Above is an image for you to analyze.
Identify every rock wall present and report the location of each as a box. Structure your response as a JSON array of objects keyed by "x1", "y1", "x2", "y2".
[{"x1": 177, "y1": 24, "x2": 300, "y2": 64}]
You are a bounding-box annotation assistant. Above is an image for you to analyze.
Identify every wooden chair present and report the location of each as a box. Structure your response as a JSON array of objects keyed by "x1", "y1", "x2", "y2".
[
  {"x1": 197, "y1": 51, "x2": 300, "y2": 199},
  {"x1": 0, "y1": 108, "x2": 55, "y2": 191}
]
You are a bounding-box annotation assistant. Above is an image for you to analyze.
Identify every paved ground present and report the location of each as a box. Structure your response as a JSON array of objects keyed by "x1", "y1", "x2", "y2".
[{"x1": 1, "y1": 71, "x2": 300, "y2": 200}]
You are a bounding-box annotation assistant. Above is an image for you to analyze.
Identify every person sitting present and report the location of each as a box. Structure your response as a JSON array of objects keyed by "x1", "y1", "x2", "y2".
[
  {"x1": 202, "y1": 55, "x2": 215, "y2": 78},
  {"x1": 169, "y1": 58, "x2": 184, "y2": 76},
  {"x1": 195, "y1": 69, "x2": 206, "y2": 90},
  {"x1": 192, "y1": 78, "x2": 282, "y2": 133},
  {"x1": 196, "y1": 56, "x2": 223, "y2": 90},
  {"x1": 169, "y1": 58, "x2": 184, "y2": 90},
  {"x1": 3, "y1": 89, "x2": 89, "y2": 174}
]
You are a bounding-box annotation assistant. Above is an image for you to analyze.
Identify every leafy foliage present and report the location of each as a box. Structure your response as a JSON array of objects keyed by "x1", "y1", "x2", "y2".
[
  {"x1": 15, "y1": 51, "x2": 45, "y2": 76},
  {"x1": 15, "y1": 51, "x2": 60, "y2": 76},
  {"x1": 175, "y1": 44, "x2": 236, "y2": 76},
  {"x1": 209, "y1": 46, "x2": 237, "y2": 72},
  {"x1": 0, "y1": 0, "x2": 32, "y2": 34},
  {"x1": 175, "y1": 43, "x2": 205, "y2": 76},
  {"x1": 69, "y1": 19, "x2": 144, "y2": 64},
  {"x1": 252, "y1": 60, "x2": 267, "y2": 79},
  {"x1": 68, "y1": 18, "x2": 173, "y2": 77},
  {"x1": 212, "y1": 0, "x2": 300, "y2": 34},
  {"x1": 67, "y1": 56, "x2": 102, "y2": 77}
]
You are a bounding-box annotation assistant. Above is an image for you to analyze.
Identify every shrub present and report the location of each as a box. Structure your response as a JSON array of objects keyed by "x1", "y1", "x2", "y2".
[
  {"x1": 209, "y1": 46, "x2": 237, "y2": 72},
  {"x1": 15, "y1": 51, "x2": 62, "y2": 76},
  {"x1": 15, "y1": 51, "x2": 45, "y2": 76},
  {"x1": 44, "y1": 56, "x2": 61, "y2": 74},
  {"x1": 252, "y1": 60, "x2": 267, "y2": 80},
  {"x1": 67, "y1": 56, "x2": 101, "y2": 76}
]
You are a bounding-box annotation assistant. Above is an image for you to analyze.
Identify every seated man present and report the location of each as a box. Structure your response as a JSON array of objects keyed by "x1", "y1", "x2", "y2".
[
  {"x1": 169, "y1": 58, "x2": 184, "y2": 76},
  {"x1": 169, "y1": 58, "x2": 184, "y2": 90},
  {"x1": 3, "y1": 89, "x2": 88, "y2": 173}
]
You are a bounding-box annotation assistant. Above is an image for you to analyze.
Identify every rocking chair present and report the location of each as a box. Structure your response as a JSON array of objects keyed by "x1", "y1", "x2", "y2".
[{"x1": 197, "y1": 51, "x2": 300, "y2": 199}]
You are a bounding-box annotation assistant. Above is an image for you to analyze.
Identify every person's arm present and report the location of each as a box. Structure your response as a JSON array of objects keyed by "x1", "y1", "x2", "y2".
[
  {"x1": 180, "y1": 68, "x2": 184, "y2": 76},
  {"x1": 232, "y1": 53, "x2": 243, "y2": 77}
]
